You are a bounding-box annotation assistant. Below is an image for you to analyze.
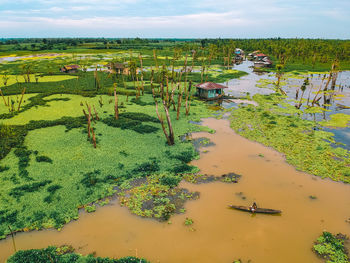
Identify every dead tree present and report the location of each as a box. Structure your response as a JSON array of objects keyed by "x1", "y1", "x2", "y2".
[
  {"x1": 114, "y1": 84, "x2": 119, "y2": 120},
  {"x1": 17, "y1": 87, "x2": 26, "y2": 111},
  {"x1": 91, "y1": 127, "x2": 97, "y2": 148},
  {"x1": 86, "y1": 103, "x2": 95, "y2": 123},
  {"x1": 0, "y1": 88, "x2": 8, "y2": 106},
  {"x1": 185, "y1": 81, "x2": 192, "y2": 115},
  {"x1": 87, "y1": 110, "x2": 91, "y2": 138},
  {"x1": 152, "y1": 85, "x2": 175, "y2": 146},
  {"x1": 139, "y1": 55, "x2": 145, "y2": 95},
  {"x1": 98, "y1": 96, "x2": 103, "y2": 107},
  {"x1": 177, "y1": 85, "x2": 184, "y2": 120},
  {"x1": 311, "y1": 72, "x2": 332, "y2": 106},
  {"x1": 93, "y1": 105, "x2": 100, "y2": 120}
]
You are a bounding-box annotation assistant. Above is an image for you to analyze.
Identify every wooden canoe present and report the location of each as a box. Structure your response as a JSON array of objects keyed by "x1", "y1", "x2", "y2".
[{"x1": 229, "y1": 205, "x2": 281, "y2": 214}]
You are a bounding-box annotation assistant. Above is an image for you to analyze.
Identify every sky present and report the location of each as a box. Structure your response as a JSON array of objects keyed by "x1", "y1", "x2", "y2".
[{"x1": 0, "y1": 0, "x2": 349, "y2": 38}]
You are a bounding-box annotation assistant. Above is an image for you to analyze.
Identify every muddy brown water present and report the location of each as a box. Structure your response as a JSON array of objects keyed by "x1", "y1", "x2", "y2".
[{"x1": 1, "y1": 118, "x2": 350, "y2": 263}]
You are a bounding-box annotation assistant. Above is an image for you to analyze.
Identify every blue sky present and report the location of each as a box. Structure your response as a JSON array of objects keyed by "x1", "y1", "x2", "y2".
[{"x1": 0, "y1": 0, "x2": 349, "y2": 38}]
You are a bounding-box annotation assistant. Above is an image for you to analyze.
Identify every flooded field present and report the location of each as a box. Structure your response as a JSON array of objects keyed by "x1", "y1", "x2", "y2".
[{"x1": 0, "y1": 118, "x2": 349, "y2": 263}]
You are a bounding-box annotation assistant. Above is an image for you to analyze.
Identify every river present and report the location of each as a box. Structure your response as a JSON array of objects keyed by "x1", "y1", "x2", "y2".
[{"x1": 0, "y1": 118, "x2": 349, "y2": 262}]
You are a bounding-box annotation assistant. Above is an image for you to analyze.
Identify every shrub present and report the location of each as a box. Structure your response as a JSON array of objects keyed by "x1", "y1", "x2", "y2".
[
  {"x1": 160, "y1": 174, "x2": 182, "y2": 188},
  {"x1": 36, "y1": 155, "x2": 53, "y2": 163},
  {"x1": 81, "y1": 170, "x2": 101, "y2": 187},
  {"x1": 47, "y1": 184, "x2": 62, "y2": 193},
  {"x1": 0, "y1": 165, "x2": 9, "y2": 173},
  {"x1": 6, "y1": 246, "x2": 150, "y2": 263},
  {"x1": 9, "y1": 180, "x2": 52, "y2": 199}
]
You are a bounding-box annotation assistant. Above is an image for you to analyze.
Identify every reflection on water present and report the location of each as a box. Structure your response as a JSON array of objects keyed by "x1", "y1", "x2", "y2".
[{"x1": 0, "y1": 118, "x2": 349, "y2": 263}]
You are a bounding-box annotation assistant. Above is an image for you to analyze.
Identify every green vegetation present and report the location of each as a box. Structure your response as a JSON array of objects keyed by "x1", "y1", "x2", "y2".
[
  {"x1": 320, "y1": 114, "x2": 350, "y2": 128},
  {"x1": 117, "y1": 174, "x2": 199, "y2": 220},
  {"x1": 182, "y1": 173, "x2": 241, "y2": 184},
  {"x1": 0, "y1": 91, "x2": 213, "y2": 238},
  {"x1": 229, "y1": 93, "x2": 350, "y2": 183},
  {"x1": 313, "y1": 232, "x2": 349, "y2": 263},
  {"x1": 1, "y1": 38, "x2": 349, "y2": 72},
  {"x1": 6, "y1": 245, "x2": 149, "y2": 263},
  {"x1": 184, "y1": 217, "x2": 194, "y2": 226}
]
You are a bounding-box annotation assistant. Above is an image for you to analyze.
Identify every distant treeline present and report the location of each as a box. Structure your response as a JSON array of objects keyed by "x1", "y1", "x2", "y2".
[{"x1": 0, "y1": 37, "x2": 349, "y2": 69}]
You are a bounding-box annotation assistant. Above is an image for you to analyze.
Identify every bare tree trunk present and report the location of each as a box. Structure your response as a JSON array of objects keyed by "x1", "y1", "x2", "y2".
[
  {"x1": 87, "y1": 111, "x2": 91, "y2": 138},
  {"x1": 153, "y1": 86, "x2": 175, "y2": 146},
  {"x1": 162, "y1": 100, "x2": 174, "y2": 145},
  {"x1": 114, "y1": 84, "x2": 119, "y2": 120},
  {"x1": 17, "y1": 87, "x2": 26, "y2": 111},
  {"x1": 139, "y1": 55, "x2": 144, "y2": 95},
  {"x1": 154, "y1": 98, "x2": 172, "y2": 145},
  {"x1": 165, "y1": 76, "x2": 169, "y2": 105},
  {"x1": 91, "y1": 127, "x2": 96, "y2": 148},
  {"x1": 312, "y1": 73, "x2": 331, "y2": 106},
  {"x1": 185, "y1": 81, "x2": 192, "y2": 115},
  {"x1": 177, "y1": 86, "x2": 183, "y2": 120},
  {"x1": 98, "y1": 96, "x2": 103, "y2": 107},
  {"x1": 0, "y1": 88, "x2": 7, "y2": 106},
  {"x1": 86, "y1": 103, "x2": 95, "y2": 123},
  {"x1": 93, "y1": 105, "x2": 99, "y2": 120}
]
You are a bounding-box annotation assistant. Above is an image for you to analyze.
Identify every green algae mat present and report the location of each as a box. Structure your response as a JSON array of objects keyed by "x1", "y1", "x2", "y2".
[{"x1": 0, "y1": 91, "x2": 213, "y2": 239}]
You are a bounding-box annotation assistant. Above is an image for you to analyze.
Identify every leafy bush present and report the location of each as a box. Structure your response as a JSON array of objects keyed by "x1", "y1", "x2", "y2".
[
  {"x1": 6, "y1": 246, "x2": 149, "y2": 263},
  {"x1": 9, "y1": 180, "x2": 52, "y2": 199},
  {"x1": 36, "y1": 155, "x2": 53, "y2": 163},
  {"x1": 131, "y1": 159, "x2": 160, "y2": 176},
  {"x1": 47, "y1": 184, "x2": 62, "y2": 193},
  {"x1": 0, "y1": 165, "x2": 9, "y2": 173},
  {"x1": 81, "y1": 170, "x2": 101, "y2": 187},
  {"x1": 101, "y1": 112, "x2": 159, "y2": 134},
  {"x1": 313, "y1": 232, "x2": 349, "y2": 263},
  {"x1": 160, "y1": 174, "x2": 182, "y2": 188}
]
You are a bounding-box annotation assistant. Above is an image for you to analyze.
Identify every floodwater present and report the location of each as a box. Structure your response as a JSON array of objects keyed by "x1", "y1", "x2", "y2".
[{"x1": 1, "y1": 118, "x2": 350, "y2": 263}]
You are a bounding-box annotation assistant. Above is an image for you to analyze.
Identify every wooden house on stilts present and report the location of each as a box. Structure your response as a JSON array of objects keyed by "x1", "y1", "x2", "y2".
[{"x1": 195, "y1": 82, "x2": 228, "y2": 100}]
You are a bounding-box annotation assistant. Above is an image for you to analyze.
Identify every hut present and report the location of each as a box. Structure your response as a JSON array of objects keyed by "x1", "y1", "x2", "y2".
[
  {"x1": 195, "y1": 82, "x2": 228, "y2": 100},
  {"x1": 107, "y1": 62, "x2": 127, "y2": 74},
  {"x1": 60, "y1": 65, "x2": 79, "y2": 73},
  {"x1": 254, "y1": 53, "x2": 267, "y2": 61},
  {"x1": 254, "y1": 57, "x2": 273, "y2": 68}
]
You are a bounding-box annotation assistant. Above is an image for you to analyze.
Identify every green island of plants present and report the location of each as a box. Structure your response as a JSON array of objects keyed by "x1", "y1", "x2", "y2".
[
  {"x1": 116, "y1": 173, "x2": 199, "y2": 220},
  {"x1": 6, "y1": 245, "x2": 149, "y2": 263},
  {"x1": 313, "y1": 232, "x2": 349, "y2": 263}
]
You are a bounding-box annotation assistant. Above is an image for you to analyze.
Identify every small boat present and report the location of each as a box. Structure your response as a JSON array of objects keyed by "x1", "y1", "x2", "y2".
[{"x1": 229, "y1": 205, "x2": 281, "y2": 214}]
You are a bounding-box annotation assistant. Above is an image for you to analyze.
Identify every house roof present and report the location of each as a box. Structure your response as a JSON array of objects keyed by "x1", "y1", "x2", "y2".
[
  {"x1": 256, "y1": 53, "x2": 267, "y2": 57},
  {"x1": 64, "y1": 65, "x2": 79, "y2": 70},
  {"x1": 195, "y1": 82, "x2": 228, "y2": 90}
]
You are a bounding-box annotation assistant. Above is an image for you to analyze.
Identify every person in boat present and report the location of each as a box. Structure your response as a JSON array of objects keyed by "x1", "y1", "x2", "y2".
[{"x1": 250, "y1": 202, "x2": 258, "y2": 212}]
